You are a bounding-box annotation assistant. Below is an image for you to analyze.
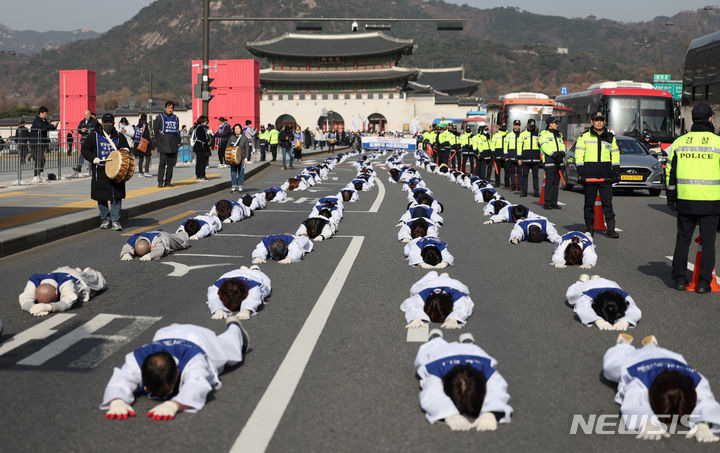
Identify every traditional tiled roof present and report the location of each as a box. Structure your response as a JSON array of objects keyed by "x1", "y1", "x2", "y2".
[
  {"x1": 417, "y1": 67, "x2": 481, "y2": 94},
  {"x1": 247, "y1": 32, "x2": 414, "y2": 58},
  {"x1": 260, "y1": 67, "x2": 419, "y2": 83}
]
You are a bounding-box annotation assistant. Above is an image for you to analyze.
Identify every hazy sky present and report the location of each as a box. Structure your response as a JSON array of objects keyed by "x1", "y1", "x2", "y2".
[{"x1": 0, "y1": 0, "x2": 715, "y2": 32}]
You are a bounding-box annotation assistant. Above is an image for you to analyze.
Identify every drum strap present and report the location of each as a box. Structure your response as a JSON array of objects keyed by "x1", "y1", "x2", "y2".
[{"x1": 102, "y1": 130, "x2": 119, "y2": 152}]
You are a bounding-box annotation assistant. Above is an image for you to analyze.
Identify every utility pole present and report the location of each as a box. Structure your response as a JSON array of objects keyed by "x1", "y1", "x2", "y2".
[{"x1": 202, "y1": 0, "x2": 210, "y2": 118}]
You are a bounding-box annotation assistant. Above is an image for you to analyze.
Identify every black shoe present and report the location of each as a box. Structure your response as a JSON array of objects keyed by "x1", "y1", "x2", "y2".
[
  {"x1": 606, "y1": 229, "x2": 619, "y2": 239},
  {"x1": 674, "y1": 276, "x2": 688, "y2": 291},
  {"x1": 552, "y1": 204, "x2": 562, "y2": 210},
  {"x1": 533, "y1": 192, "x2": 540, "y2": 197},
  {"x1": 696, "y1": 279, "x2": 712, "y2": 294},
  {"x1": 519, "y1": 193, "x2": 527, "y2": 198},
  {"x1": 164, "y1": 183, "x2": 173, "y2": 187},
  {"x1": 157, "y1": 183, "x2": 164, "y2": 188},
  {"x1": 544, "y1": 204, "x2": 553, "y2": 210}
]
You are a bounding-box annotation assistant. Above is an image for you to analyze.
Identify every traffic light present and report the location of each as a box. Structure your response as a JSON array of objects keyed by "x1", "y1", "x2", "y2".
[{"x1": 203, "y1": 77, "x2": 215, "y2": 102}]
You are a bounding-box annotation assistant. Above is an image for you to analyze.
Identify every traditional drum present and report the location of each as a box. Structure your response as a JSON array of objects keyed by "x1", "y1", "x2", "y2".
[
  {"x1": 329, "y1": 138, "x2": 337, "y2": 144},
  {"x1": 224, "y1": 146, "x2": 242, "y2": 166},
  {"x1": 104, "y1": 149, "x2": 135, "y2": 183},
  {"x1": 293, "y1": 142, "x2": 303, "y2": 151}
]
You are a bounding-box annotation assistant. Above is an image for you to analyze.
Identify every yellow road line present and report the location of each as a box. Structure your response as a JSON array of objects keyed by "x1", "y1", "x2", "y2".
[
  {"x1": 0, "y1": 191, "x2": 25, "y2": 198},
  {"x1": 124, "y1": 210, "x2": 198, "y2": 235},
  {"x1": 18, "y1": 193, "x2": 89, "y2": 197},
  {"x1": 0, "y1": 173, "x2": 220, "y2": 230}
]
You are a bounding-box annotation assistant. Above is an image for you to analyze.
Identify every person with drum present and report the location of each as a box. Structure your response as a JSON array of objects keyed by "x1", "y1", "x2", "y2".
[
  {"x1": 192, "y1": 116, "x2": 212, "y2": 181},
  {"x1": 227, "y1": 124, "x2": 248, "y2": 193},
  {"x1": 81, "y1": 113, "x2": 131, "y2": 231}
]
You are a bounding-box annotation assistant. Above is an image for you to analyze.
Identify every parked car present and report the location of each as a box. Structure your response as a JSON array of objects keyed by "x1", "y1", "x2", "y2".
[{"x1": 562, "y1": 135, "x2": 664, "y2": 196}]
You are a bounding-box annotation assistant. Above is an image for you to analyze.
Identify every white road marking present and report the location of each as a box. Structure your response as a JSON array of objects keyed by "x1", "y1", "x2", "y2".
[
  {"x1": 230, "y1": 236, "x2": 365, "y2": 453},
  {"x1": 216, "y1": 233, "x2": 268, "y2": 238},
  {"x1": 293, "y1": 197, "x2": 308, "y2": 204},
  {"x1": 369, "y1": 176, "x2": 385, "y2": 213},
  {"x1": 0, "y1": 314, "x2": 75, "y2": 357},
  {"x1": 276, "y1": 197, "x2": 292, "y2": 204},
  {"x1": 660, "y1": 195, "x2": 667, "y2": 199},
  {"x1": 406, "y1": 324, "x2": 429, "y2": 342},
  {"x1": 557, "y1": 201, "x2": 566, "y2": 206},
  {"x1": 161, "y1": 261, "x2": 234, "y2": 277},
  {"x1": 17, "y1": 314, "x2": 161, "y2": 367},
  {"x1": 174, "y1": 253, "x2": 243, "y2": 258},
  {"x1": 331, "y1": 177, "x2": 338, "y2": 181},
  {"x1": 665, "y1": 255, "x2": 696, "y2": 272}
]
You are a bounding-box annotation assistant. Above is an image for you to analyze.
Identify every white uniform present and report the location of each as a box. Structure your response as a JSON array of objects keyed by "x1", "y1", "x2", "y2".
[
  {"x1": 296, "y1": 216, "x2": 337, "y2": 240},
  {"x1": 489, "y1": 206, "x2": 542, "y2": 224},
  {"x1": 473, "y1": 188, "x2": 499, "y2": 203},
  {"x1": 409, "y1": 198, "x2": 443, "y2": 214},
  {"x1": 206, "y1": 268, "x2": 272, "y2": 315},
  {"x1": 248, "y1": 193, "x2": 267, "y2": 210},
  {"x1": 509, "y1": 218, "x2": 561, "y2": 244},
  {"x1": 603, "y1": 344, "x2": 720, "y2": 432},
  {"x1": 407, "y1": 187, "x2": 433, "y2": 202},
  {"x1": 565, "y1": 277, "x2": 642, "y2": 326},
  {"x1": 400, "y1": 205, "x2": 444, "y2": 226},
  {"x1": 282, "y1": 178, "x2": 308, "y2": 191},
  {"x1": 176, "y1": 214, "x2": 222, "y2": 239},
  {"x1": 18, "y1": 266, "x2": 107, "y2": 313},
  {"x1": 338, "y1": 189, "x2": 359, "y2": 202},
  {"x1": 400, "y1": 271, "x2": 473, "y2": 325},
  {"x1": 551, "y1": 232, "x2": 597, "y2": 267},
  {"x1": 402, "y1": 179, "x2": 427, "y2": 192},
  {"x1": 483, "y1": 199, "x2": 507, "y2": 216},
  {"x1": 309, "y1": 205, "x2": 342, "y2": 226},
  {"x1": 251, "y1": 234, "x2": 313, "y2": 263},
  {"x1": 264, "y1": 187, "x2": 287, "y2": 202},
  {"x1": 403, "y1": 237, "x2": 454, "y2": 267},
  {"x1": 121, "y1": 230, "x2": 190, "y2": 260},
  {"x1": 209, "y1": 201, "x2": 245, "y2": 223},
  {"x1": 397, "y1": 218, "x2": 440, "y2": 242},
  {"x1": 415, "y1": 338, "x2": 513, "y2": 424},
  {"x1": 100, "y1": 324, "x2": 245, "y2": 413}
]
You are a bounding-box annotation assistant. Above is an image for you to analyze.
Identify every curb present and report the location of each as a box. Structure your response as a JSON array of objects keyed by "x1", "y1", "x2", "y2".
[{"x1": 0, "y1": 162, "x2": 270, "y2": 258}]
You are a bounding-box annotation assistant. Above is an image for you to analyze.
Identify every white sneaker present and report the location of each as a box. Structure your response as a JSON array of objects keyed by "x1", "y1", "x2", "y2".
[
  {"x1": 32, "y1": 176, "x2": 40, "y2": 183},
  {"x1": 237, "y1": 185, "x2": 243, "y2": 192}
]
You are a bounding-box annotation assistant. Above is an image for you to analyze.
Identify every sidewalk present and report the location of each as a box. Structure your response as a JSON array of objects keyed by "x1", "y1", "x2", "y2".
[{"x1": 0, "y1": 146, "x2": 347, "y2": 258}]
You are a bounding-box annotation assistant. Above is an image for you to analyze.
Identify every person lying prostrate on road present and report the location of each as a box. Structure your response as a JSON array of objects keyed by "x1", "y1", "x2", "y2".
[
  {"x1": 207, "y1": 265, "x2": 272, "y2": 320},
  {"x1": 485, "y1": 204, "x2": 540, "y2": 224},
  {"x1": 296, "y1": 173, "x2": 316, "y2": 187},
  {"x1": 349, "y1": 177, "x2": 372, "y2": 191},
  {"x1": 296, "y1": 215, "x2": 336, "y2": 241},
  {"x1": 100, "y1": 321, "x2": 249, "y2": 421},
  {"x1": 474, "y1": 187, "x2": 498, "y2": 203},
  {"x1": 310, "y1": 203, "x2": 342, "y2": 226},
  {"x1": 401, "y1": 271, "x2": 474, "y2": 329},
  {"x1": 509, "y1": 217, "x2": 561, "y2": 244},
  {"x1": 402, "y1": 178, "x2": 427, "y2": 192},
  {"x1": 410, "y1": 193, "x2": 444, "y2": 214},
  {"x1": 388, "y1": 167, "x2": 406, "y2": 183},
  {"x1": 19, "y1": 266, "x2": 107, "y2": 316},
  {"x1": 247, "y1": 192, "x2": 267, "y2": 210},
  {"x1": 316, "y1": 196, "x2": 344, "y2": 212},
  {"x1": 282, "y1": 177, "x2": 308, "y2": 192},
  {"x1": 209, "y1": 199, "x2": 245, "y2": 223},
  {"x1": 483, "y1": 198, "x2": 508, "y2": 216},
  {"x1": 339, "y1": 189, "x2": 359, "y2": 203},
  {"x1": 399, "y1": 204, "x2": 444, "y2": 226},
  {"x1": 602, "y1": 334, "x2": 720, "y2": 442},
  {"x1": 238, "y1": 194, "x2": 258, "y2": 216},
  {"x1": 121, "y1": 230, "x2": 190, "y2": 261},
  {"x1": 176, "y1": 214, "x2": 222, "y2": 240},
  {"x1": 404, "y1": 237, "x2": 454, "y2": 269},
  {"x1": 251, "y1": 234, "x2": 313, "y2": 264},
  {"x1": 264, "y1": 186, "x2": 287, "y2": 202},
  {"x1": 565, "y1": 274, "x2": 641, "y2": 331},
  {"x1": 398, "y1": 217, "x2": 440, "y2": 243},
  {"x1": 414, "y1": 332, "x2": 513, "y2": 431},
  {"x1": 408, "y1": 186, "x2": 433, "y2": 201},
  {"x1": 552, "y1": 231, "x2": 597, "y2": 269}
]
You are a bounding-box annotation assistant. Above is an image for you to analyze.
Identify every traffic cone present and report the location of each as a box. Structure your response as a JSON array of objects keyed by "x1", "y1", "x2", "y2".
[
  {"x1": 593, "y1": 194, "x2": 607, "y2": 231},
  {"x1": 536, "y1": 175, "x2": 546, "y2": 205},
  {"x1": 686, "y1": 235, "x2": 720, "y2": 292}
]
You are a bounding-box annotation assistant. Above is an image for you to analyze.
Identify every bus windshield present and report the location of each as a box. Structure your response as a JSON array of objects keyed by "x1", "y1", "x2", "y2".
[
  {"x1": 505, "y1": 105, "x2": 552, "y2": 128},
  {"x1": 607, "y1": 96, "x2": 673, "y2": 140}
]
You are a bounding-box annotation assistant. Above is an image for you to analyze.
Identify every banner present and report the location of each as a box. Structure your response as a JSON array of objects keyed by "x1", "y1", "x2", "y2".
[{"x1": 361, "y1": 136, "x2": 417, "y2": 151}]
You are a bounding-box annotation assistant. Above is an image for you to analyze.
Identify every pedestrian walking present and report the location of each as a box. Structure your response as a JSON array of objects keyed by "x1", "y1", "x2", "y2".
[
  {"x1": 133, "y1": 114, "x2": 153, "y2": 177},
  {"x1": 192, "y1": 116, "x2": 212, "y2": 181}
]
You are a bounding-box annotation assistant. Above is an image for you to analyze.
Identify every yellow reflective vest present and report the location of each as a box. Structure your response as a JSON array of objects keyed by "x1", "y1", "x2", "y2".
[
  {"x1": 574, "y1": 128, "x2": 620, "y2": 179},
  {"x1": 539, "y1": 129, "x2": 566, "y2": 167},
  {"x1": 666, "y1": 129, "x2": 720, "y2": 214}
]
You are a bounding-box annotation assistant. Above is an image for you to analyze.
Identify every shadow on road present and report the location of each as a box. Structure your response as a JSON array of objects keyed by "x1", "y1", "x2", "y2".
[{"x1": 637, "y1": 261, "x2": 674, "y2": 288}]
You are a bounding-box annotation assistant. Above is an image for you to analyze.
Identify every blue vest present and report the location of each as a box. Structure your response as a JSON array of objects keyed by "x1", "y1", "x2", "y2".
[
  {"x1": 265, "y1": 186, "x2": 282, "y2": 194},
  {"x1": 419, "y1": 286, "x2": 467, "y2": 303},
  {"x1": 406, "y1": 219, "x2": 433, "y2": 229},
  {"x1": 182, "y1": 218, "x2": 207, "y2": 230},
  {"x1": 214, "y1": 276, "x2": 262, "y2": 291},
  {"x1": 412, "y1": 188, "x2": 429, "y2": 196},
  {"x1": 426, "y1": 354, "x2": 496, "y2": 380},
  {"x1": 95, "y1": 134, "x2": 119, "y2": 165},
  {"x1": 262, "y1": 234, "x2": 294, "y2": 251},
  {"x1": 416, "y1": 237, "x2": 447, "y2": 252},
  {"x1": 29, "y1": 272, "x2": 79, "y2": 287},
  {"x1": 410, "y1": 206, "x2": 432, "y2": 219},
  {"x1": 318, "y1": 197, "x2": 339, "y2": 206},
  {"x1": 583, "y1": 287, "x2": 629, "y2": 300},
  {"x1": 160, "y1": 113, "x2": 179, "y2": 135},
  {"x1": 133, "y1": 124, "x2": 145, "y2": 143},
  {"x1": 507, "y1": 206, "x2": 527, "y2": 223},
  {"x1": 133, "y1": 338, "x2": 206, "y2": 396},
  {"x1": 627, "y1": 358, "x2": 701, "y2": 388},
  {"x1": 519, "y1": 219, "x2": 548, "y2": 238},
  {"x1": 480, "y1": 188, "x2": 497, "y2": 196},
  {"x1": 126, "y1": 232, "x2": 161, "y2": 246},
  {"x1": 562, "y1": 232, "x2": 592, "y2": 250}
]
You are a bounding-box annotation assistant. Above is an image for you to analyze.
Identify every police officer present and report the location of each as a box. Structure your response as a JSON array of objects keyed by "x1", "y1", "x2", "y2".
[
  {"x1": 477, "y1": 125, "x2": 492, "y2": 179},
  {"x1": 267, "y1": 124, "x2": 279, "y2": 162},
  {"x1": 258, "y1": 124, "x2": 268, "y2": 161},
  {"x1": 666, "y1": 103, "x2": 720, "y2": 293},
  {"x1": 490, "y1": 122, "x2": 507, "y2": 186},
  {"x1": 153, "y1": 101, "x2": 181, "y2": 188},
  {"x1": 575, "y1": 112, "x2": 620, "y2": 238},
  {"x1": 539, "y1": 116, "x2": 566, "y2": 210},
  {"x1": 503, "y1": 119, "x2": 522, "y2": 190},
  {"x1": 450, "y1": 125, "x2": 462, "y2": 170},
  {"x1": 458, "y1": 126, "x2": 474, "y2": 173},
  {"x1": 518, "y1": 119, "x2": 542, "y2": 197},
  {"x1": 437, "y1": 124, "x2": 453, "y2": 166}
]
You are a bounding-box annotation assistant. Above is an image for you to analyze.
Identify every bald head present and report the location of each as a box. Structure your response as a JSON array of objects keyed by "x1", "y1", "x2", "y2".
[
  {"x1": 134, "y1": 238, "x2": 151, "y2": 256},
  {"x1": 35, "y1": 283, "x2": 58, "y2": 304}
]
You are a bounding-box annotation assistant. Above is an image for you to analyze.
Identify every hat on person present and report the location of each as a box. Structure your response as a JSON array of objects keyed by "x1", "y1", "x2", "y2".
[
  {"x1": 101, "y1": 113, "x2": 114, "y2": 123},
  {"x1": 512, "y1": 119, "x2": 521, "y2": 125},
  {"x1": 692, "y1": 103, "x2": 713, "y2": 120},
  {"x1": 527, "y1": 119, "x2": 536, "y2": 125},
  {"x1": 546, "y1": 116, "x2": 558, "y2": 126},
  {"x1": 591, "y1": 112, "x2": 605, "y2": 121}
]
